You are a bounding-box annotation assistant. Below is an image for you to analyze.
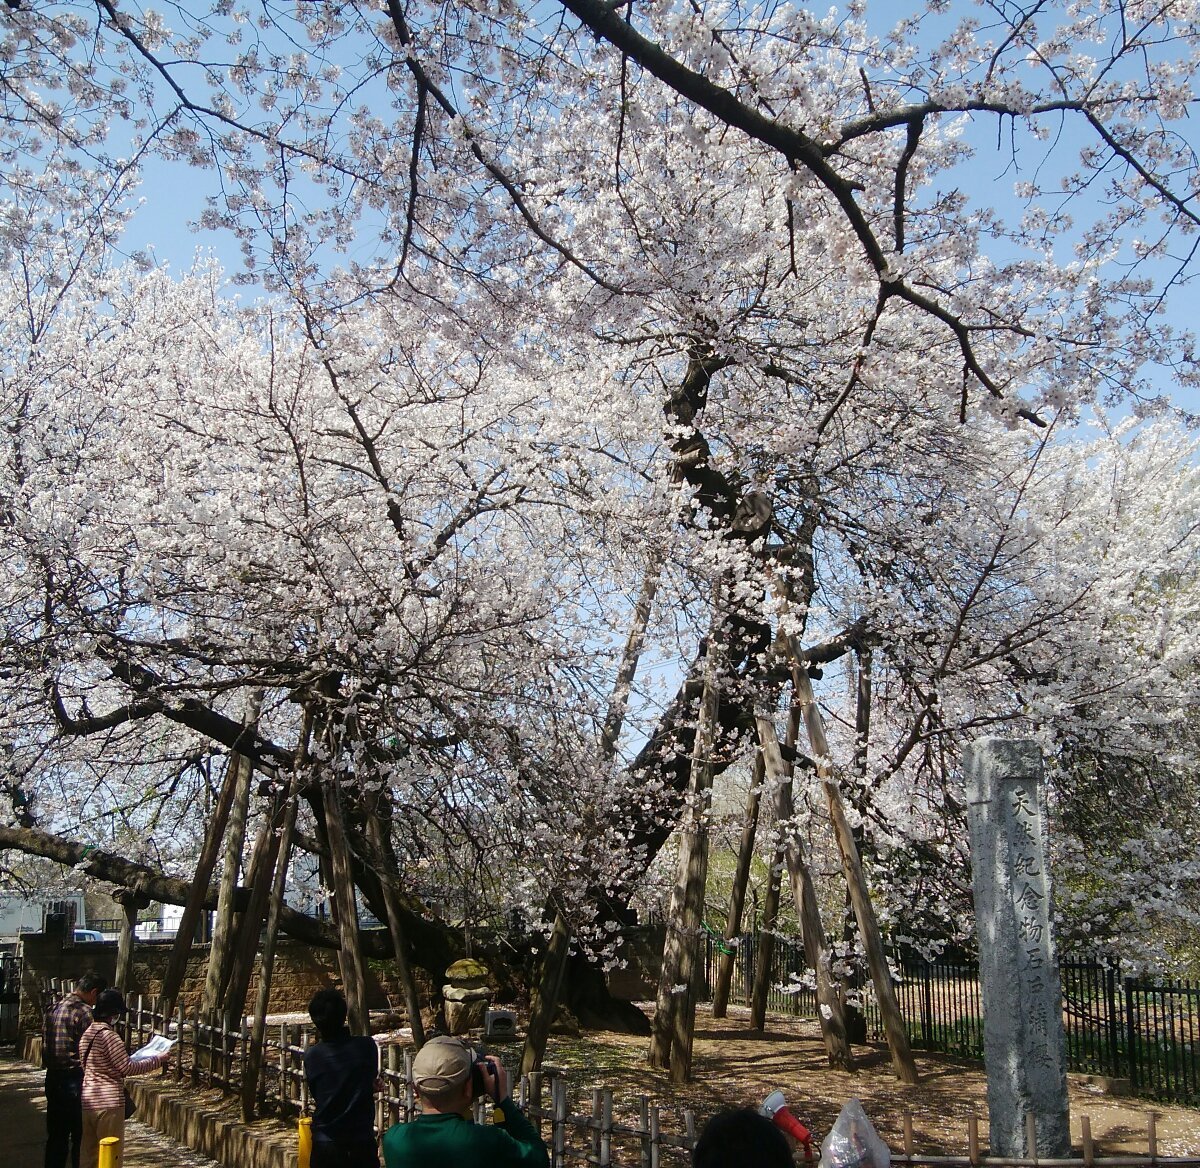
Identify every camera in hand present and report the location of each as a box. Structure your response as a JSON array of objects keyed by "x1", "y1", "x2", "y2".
[{"x1": 470, "y1": 1056, "x2": 499, "y2": 1097}]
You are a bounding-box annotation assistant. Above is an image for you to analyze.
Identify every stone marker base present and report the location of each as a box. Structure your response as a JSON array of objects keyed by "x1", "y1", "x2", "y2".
[{"x1": 1070, "y1": 1072, "x2": 1133, "y2": 1097}]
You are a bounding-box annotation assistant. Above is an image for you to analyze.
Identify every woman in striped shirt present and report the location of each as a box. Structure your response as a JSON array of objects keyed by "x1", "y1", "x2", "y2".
[{"x1": 79, "y1": 988, "x2": 171, "y2": 1168}]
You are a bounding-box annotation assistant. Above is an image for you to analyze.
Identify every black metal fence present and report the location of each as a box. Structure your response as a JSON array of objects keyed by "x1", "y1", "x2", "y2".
[{"x1": 704, "y1": 938, "x2": 1200, "y2": 1107}]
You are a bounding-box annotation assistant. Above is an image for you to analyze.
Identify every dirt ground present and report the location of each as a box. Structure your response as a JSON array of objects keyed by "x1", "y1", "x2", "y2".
[{"x1": 506, "y1": 1004, "x2": 1200, "y2": 1157}]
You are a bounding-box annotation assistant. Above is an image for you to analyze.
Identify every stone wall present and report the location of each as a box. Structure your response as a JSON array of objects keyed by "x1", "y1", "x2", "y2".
[{"x1": 19, "y1": 930, "x2": 424, "y2": 1041}]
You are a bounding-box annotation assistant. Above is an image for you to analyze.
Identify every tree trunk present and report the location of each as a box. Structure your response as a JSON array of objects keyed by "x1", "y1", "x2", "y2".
[
  {"x1": 201, "y1": 744, "x2": 256, "y2": 1016},
  {"x1": 756, "y1": 711, "x2": 852, "y2": 1068},
  {"x1": 792, "y1": 670, "x2": 918, "y2": 1083},
  {"x1": 711, "y1": 751, "x2": 764, "y2": 1018},
  {"x1": 367, "y1": 808, "x2": 426, "y2": 1049},
  {"x1": 160, "y1": 751, "x2": 242, "y2": 1017},
  {"x1": 648, "y1": 623, "x2": 722, "y2": 1082},
  {"x1": 322, "y1": 775, "x2": 369, "y2": 1033}
]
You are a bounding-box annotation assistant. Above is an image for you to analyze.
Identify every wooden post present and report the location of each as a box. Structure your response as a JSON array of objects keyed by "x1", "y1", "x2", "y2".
[
  {"x1": 599, "y1": 1088, "x2": 612, "y2": 1162},
  {"x1": 522, "y1": 907, "x2": 571, "y2": 1076},
  {"x1": 589, "y1": 1088, "x2": 602, "y2": 1167},
  {"x1": 403, "y1": 1049, "x2": 414, "y2": 1122},
  {"x1": 201, "y1": 743, "x2": 256, "y2": 1016},
  {"x1": 756, "y1": 709, "x2": 852, "y2": 1068},
  {"x1": 366, "y1": 808, "x2": 426, "y2": 1048},
  {"x1": 279, "y1": 1023, "x2": 289, "y2": 1108},
  {"x1": 792, "y1": 666, "x2": 918, "y2": 1082},
  {"x1": 321, "y1": 773, "x2": 369, "y2": 1034},
  {"x1": 552, "y1": 1076, "x2": 568, "y2": 1168},
  {"x1": 160, "y1": 730, "x2": 249, "y2": 1018},
  {"x1": 528, "y1": 1070, "x2": 543, "y2": 1135},
  {"x1": 711, "y1": 751, "x2": 764, "y2": 1018},
  {"x1": 240, "y1": 755, "x2": 303, "y2": 1121},
  {"x1": 112, "y1": 890, "x2": 145, "y2": 991},
  {"x1": 749, "y1": 843, "x2": 783, "y2": 1031},
  {"x1": 221, "y1": 783, "x2": 288, "y2": 1037},
  {"x1": 1081, "y1": 1115, "x2": 1093, "y2": 1168}
]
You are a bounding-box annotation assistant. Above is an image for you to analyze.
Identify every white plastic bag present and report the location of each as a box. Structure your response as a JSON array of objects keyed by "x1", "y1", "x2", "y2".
[{"x1": 819, "y1": 1099, "x2": 890, "y2": 1168}]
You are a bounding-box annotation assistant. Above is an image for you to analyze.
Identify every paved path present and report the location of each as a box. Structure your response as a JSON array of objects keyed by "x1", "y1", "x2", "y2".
[{"x1": 1, "y1": 1050, "x2": 223, "y2": 1168}]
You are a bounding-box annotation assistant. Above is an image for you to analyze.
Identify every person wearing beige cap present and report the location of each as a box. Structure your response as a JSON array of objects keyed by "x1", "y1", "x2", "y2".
[{"x1": 381, "y1": 1036, "x2": 548, "y2": 1168}]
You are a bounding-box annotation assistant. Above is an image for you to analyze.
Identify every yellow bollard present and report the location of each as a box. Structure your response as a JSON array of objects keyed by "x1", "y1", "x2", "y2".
[
  {"x1": 298, "y1": 1115, "x2": 313, "y2": 1168},
  {"x1": 98, "y1": 1136, "x2": 120, "y2": 1168}
]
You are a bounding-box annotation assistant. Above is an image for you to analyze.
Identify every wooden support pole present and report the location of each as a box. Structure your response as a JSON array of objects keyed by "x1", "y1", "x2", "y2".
[
  {"x1": 748, "y1": 838, "x2": 782, "y2": 1032},
  {"x1": 522, "y1": 906, "x2": 571, "y2": 1076},
  {"x1": 113, "y1": 892, "x2": 142, "y2": 991},
  {"x1": 367, "y1": 808, "x2": 426, "y2": 1049},
  {"x1": 160, "y1": 736, "x2": 246, "y2": 1018},
  {"x1": 792, "y1": 666, "x2": 918, "y2": 1083},
  {"x1": 201, "y1": 742, "x2": 256, "y2": 1016},
  {"x1": 322, "y1": 772, "x2": 369, "y2": 1034},
  {"x1": 711, "y1": 751, "x2": 764, "y2": 1018},
  {"x1": 240, "y1": 736, "x2": 304, "y2": 1122},
  {"x1": 756, "y1": 709, "x2": 851, "y2": 1068}
]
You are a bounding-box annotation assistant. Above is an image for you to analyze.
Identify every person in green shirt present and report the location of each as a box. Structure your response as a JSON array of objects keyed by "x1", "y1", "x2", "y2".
[{"x1": 382, "y1": 1036, "x2": 548, "y2": 1168}]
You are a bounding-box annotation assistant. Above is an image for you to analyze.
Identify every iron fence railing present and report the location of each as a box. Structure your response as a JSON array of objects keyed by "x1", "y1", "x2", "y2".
[{"x1": 704, "y1": 938, "x2": 1200, "y2": 1108}]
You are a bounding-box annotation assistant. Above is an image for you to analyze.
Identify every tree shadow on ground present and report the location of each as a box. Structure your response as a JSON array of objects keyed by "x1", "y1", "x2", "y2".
[{"x1": 544, "y1": 1007, "x2": 1199, "y2": 1157}]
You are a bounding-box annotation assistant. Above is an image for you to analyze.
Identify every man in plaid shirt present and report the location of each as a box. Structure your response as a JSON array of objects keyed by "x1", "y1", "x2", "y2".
[{"x1": 42, "y1": 972, "x2": 107, "y2": 1168}]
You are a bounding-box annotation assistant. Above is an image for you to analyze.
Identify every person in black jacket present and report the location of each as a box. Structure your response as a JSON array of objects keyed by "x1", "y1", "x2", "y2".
[
  {"x1": 303, "y1": 989, "x2": 382, "y2": 1168},
  {"x1": 692, "y1": 1109, "x2": 793, "y2": 1168}
]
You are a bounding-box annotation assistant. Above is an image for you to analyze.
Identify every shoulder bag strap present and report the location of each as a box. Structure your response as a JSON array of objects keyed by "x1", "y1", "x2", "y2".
[{"x1": 78, "y1": 1025, "x2": 99, "y2": 1069}]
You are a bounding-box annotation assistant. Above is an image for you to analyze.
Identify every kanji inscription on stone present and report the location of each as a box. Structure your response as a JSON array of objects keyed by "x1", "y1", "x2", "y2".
[{"x1": 964, "y1": 737, "x2": 1070, "y2": 1158}]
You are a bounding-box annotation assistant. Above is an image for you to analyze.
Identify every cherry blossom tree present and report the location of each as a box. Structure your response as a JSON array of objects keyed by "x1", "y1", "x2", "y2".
[{"x1": 1, "y1": 0, "x2": 1198, "y2": 1081}]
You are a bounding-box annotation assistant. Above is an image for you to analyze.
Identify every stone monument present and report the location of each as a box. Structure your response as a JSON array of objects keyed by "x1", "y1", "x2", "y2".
[{"x1": 964, "y1": 737, "x2": 1070, "y2": 1158}]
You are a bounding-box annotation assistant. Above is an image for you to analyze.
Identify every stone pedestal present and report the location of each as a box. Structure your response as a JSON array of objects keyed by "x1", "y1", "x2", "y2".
[
  {"x1": 442, "y1": 958, "x2": 492, "y2": 1035},
  {"x1": 965, "y1": 737, "x2": 1070, "y2": 1158}
]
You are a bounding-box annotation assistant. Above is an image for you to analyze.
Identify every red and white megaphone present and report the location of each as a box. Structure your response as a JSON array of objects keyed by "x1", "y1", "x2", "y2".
[{"x1": 760, "y1": 1090, "x2": 814, "y2": 1162}]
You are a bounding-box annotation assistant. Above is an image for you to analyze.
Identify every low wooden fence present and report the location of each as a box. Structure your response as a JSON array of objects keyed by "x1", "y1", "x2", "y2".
[{"x1": 40, "y1": 979, "x2": 1200, "y2": 1168}]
